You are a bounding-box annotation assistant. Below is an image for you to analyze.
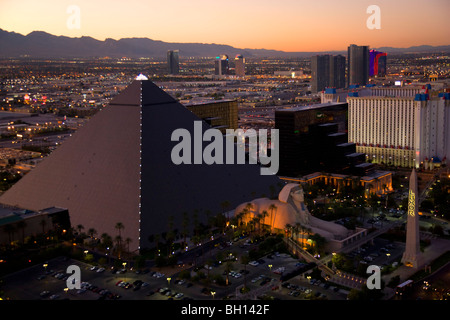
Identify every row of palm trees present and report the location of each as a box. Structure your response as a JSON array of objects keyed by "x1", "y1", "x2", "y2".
[
  {"x1": 75, "y1": 222, "x2": 131, "y2": 259},
  {"x1": 2, "y1": 220, "x2": 29, "y2": 244},
  {"x1": 232, "y1": 203, "x2": 279, "y2": 235},
  {"x1": 233, "y1": 202, "x2": 326, "y2": 255},
  {"x1": 1, "y1": 217, "x2": 56, "y2": 248}
]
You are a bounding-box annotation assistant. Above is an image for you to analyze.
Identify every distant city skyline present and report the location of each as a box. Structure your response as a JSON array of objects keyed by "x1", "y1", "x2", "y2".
[{"x1": 0, "y1": 0, "x2": 449, "y2": 52}]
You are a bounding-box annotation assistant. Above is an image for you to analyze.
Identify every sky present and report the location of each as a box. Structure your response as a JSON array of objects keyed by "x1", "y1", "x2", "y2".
[{"x1": 0, "y1": 0, "x2": 449, "y2": 52}]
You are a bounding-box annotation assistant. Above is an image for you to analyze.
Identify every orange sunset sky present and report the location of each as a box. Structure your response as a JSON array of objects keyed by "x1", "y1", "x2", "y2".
[{"x1": 0, "y1": 0, "x2": 449, "y2": 52}]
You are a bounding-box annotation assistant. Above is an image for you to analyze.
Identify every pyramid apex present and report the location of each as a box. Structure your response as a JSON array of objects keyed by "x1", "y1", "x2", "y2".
[{"x1": 135, "y1": 74, "x2": 148, "y2": 80}]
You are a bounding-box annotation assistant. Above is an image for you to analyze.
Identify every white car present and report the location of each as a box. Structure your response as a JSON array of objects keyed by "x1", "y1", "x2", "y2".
[
  {"x1": 96, "y1": 268, "x2": 105, "y2": 273},
  {"x1": 249, "y1": 261, "x2": 259, "y2": 267}
]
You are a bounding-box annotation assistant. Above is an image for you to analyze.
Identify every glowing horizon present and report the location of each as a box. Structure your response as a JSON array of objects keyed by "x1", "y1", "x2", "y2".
[{"x1": 0, "y1": 0, "x2": 449, "y2": 52}]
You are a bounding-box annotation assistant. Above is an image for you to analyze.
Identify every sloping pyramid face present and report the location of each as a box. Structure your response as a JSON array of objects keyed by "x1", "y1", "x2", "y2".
[{"x1": 0, "y1": 80, "x2": 282, "y2": 252}]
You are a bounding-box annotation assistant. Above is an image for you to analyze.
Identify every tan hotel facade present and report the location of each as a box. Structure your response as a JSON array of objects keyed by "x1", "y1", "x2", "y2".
[{"x1": 348, "y1": 94, "x2": 450, "y2": 168}]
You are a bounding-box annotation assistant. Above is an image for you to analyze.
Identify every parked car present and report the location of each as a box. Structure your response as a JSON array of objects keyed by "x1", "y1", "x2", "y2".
[{"x1": 40, "y1": 291, "x2": 50, "y2": 297}]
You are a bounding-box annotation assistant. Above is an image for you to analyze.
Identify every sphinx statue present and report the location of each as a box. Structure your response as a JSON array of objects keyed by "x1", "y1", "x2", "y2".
[{"x1": 233, "y1": 183, "x2": 349, "y2": 241}]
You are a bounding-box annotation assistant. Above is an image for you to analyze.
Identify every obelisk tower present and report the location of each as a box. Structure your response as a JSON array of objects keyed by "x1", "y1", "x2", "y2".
[{"x1": 401, "y1": 168, "x2": 424, "y2": 268}]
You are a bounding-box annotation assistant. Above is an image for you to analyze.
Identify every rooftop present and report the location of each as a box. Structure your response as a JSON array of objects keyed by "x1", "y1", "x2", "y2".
[{"x1": 275, "y1": 102, "x2": 347, "y2": 113}]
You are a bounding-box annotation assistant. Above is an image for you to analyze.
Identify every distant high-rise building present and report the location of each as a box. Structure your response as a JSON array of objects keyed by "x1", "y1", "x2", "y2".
[
  {"x1": 311, "y1": 55, "x2": 330, "y2": 92},
  {"x1": 215, "y1": 55, "x2": 229, "y2": 76},
  {"x1": 369, "y1": 50, "x2": 387, "y2": 77},
  {"x1": 185, "y1": 100, "x2": 238, "y2": 133},
  {"x1": 311, "y1": 55, "x2": 346, "y2": 92},
  {"x1": 347, "y1": 44, "x2": 369, "y2": 87},
  {"x1": 235, "y1": 54, "x2": 245, "y2": 77},
  {"x1": 329, "y1": 55, "x2": 346, "y2": 89},
  {"x1": 167, "y1": 50, "x2": 180, "y2": 75}
]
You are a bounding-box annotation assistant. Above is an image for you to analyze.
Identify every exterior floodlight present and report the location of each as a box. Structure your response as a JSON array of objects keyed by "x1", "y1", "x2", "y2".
[{"x1": 136, "y1": 74, "x2": 148, "y2": 80}]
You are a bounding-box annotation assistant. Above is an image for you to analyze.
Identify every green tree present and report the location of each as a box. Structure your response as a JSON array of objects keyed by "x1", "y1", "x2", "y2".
[
  {"x1": 76, "y1": 224, "x2": 84, "y2": 235},
  {"x1": 240, "y1": 254, "x2": 251, "y2": 289},
  {"x1": 17, "y1": 220, "x2": 27, "y2": 243}
]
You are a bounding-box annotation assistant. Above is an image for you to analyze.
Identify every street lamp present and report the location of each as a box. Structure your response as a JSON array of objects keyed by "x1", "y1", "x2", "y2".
[
  {"x1": 211, "y1": 290, "x2": 216, "y2": 299},
  {"x1": 268, "y1": 264, "x2": 272, "y2": 272},
  {"x1": 167, "y1": 277, "x2": 171, "y2": 286},
  {"x1": 43, "y1": 263, "x2": 48, "y2": 272},
  {"x1": 122, "y1": 262, "x2": 127, "y2": 281}
]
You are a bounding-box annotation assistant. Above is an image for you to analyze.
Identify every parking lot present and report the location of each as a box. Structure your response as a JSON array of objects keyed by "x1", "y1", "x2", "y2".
[
  {"x1": 1, "y1": 247, "x2": 350, "y2": 301},
  {"x1": 346, "y1": 237, "x2": 405, "y2": 270}
]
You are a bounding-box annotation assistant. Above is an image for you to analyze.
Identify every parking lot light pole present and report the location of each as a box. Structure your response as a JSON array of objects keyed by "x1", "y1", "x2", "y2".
[{"x1": 122, "y1": 262, "x2": 127, "y2": 281}]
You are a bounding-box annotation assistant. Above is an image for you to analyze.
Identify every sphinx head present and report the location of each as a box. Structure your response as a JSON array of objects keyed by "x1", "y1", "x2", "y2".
[{"x1": 278, "y1": 183, "x2": 304, "y2": 203}]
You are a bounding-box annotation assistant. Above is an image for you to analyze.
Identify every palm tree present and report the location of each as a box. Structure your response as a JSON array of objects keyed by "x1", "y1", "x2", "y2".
[
  {"x1": 285, "y1": 224, "x2": 292, "y2": 250},
  {"x1": 240, "y1": 254, "x2": 250, "y2": 289},
  {"x1": 3, "y1": 224, "x2": 15, "y2": 244},
  {"x1": 285, "y1": 223, "x2": 292, "y2": 238},
  {"x1": 182, "y1": 212, "x2": 189, "y2": 250},
  {"x1": 114, "y1": 235, "x2": 123, "y2": 259},
  {"x1": 40, "y1": 219, "x2": 47, "y2": 234},
  {"x1": 154, "y1": 234, "x2": 161, "y2": 256},
  {"x1": 245, "y1": 202, "x2": 254, "y2": 214},
  {"x1": 76, "y1": 224, "x2": 84, "y2": 235},
  {"x1": 269, "y1": 204, "x2": 277, "y2": 232},
  {"x1": 225, "y1": 261, "x2": 233, "y2": 286},
  {"x1": 115, "y1": 222, "x2": 124, "y2": 238},
  {"x1": 125, "y1": 237, "x2": 132, "y2": 255},
  {"x1": 100, "y1": 233, "x2": 113, "y2": 262},
  {"x1": 17, "y1": 220, "x2": 27, "y2": 243},
  {"x1": 88, "y1": 228, "x2": 97, "y2": 241},
  {"x1": 101, "y1": 233, "x2": 112, "y2": 248},
  {"x1": 256, "y1": 213, "x2": 263, "y2": 235},
  {"x1": 261, "y1": 210, "x2": 269, "y2": 233},
  {"x1": 295, "y1": 222, "x2": 301, "y2": 243},
  {"x1": 237, "y1": 211, "x2": 245, "y2": 229},
  {"x1": 167, "y1": 216, "x2": 175, "y2": 257}
]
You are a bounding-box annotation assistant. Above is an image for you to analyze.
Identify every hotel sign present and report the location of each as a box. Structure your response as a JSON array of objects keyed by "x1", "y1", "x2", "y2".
[{"x1": 408, "y1": 189, "x2": 415, "y2": 217}]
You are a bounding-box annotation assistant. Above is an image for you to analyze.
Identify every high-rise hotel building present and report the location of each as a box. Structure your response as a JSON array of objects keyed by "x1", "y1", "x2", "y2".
[
  {"x1": 235, "y1": 54, "x2": 245, "y2": 77},
  {"x1": 348, "y1": 92, "x2": 450, "y2": 168},
  {"x1": 311, "y1": 54, "x2": 346, "y2": 92},
  {"x1": 347, "y1": 44, "x2": 369, "y2": 87},
  {"x1": 167, "y1": 50, "x2": 180, "y2": 75}
]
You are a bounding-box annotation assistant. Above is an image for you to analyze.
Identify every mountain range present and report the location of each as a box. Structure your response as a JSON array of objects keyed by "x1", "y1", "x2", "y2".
[{"x1": 0, "y1": 28, "x2": 449, "y2": 59}]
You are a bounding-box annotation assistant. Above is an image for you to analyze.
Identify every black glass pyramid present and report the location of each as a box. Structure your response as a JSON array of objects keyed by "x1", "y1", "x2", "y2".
[{"x1": 0, "y1": 79, "x2": 282, "y2": 251}]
